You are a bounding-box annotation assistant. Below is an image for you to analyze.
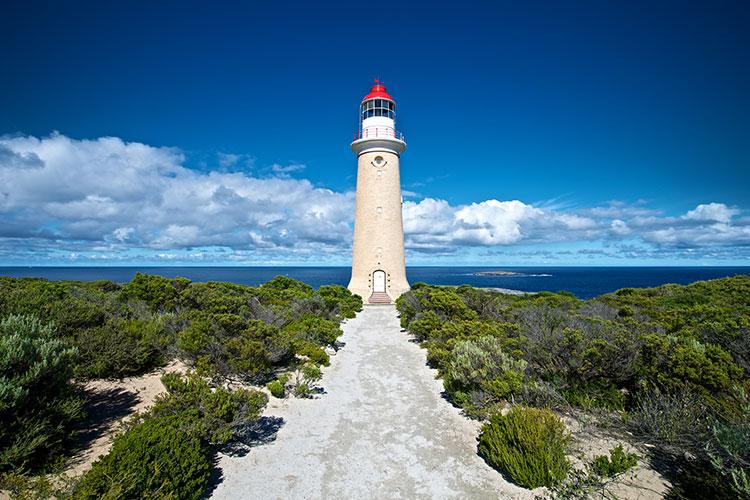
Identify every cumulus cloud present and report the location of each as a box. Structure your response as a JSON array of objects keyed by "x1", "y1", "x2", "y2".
[
  {"x1": 0, "y1": 133, "x2": 747, "y2": 264},
  {"x1": 684, "y1": 202, "x2": 739, "y2": 223},
  {"x1": 0, "y1": 133, "x2": 352, "y2": 260},
  {"x1": 403, "y1": 198, "x2": 599, "y2": 249}
]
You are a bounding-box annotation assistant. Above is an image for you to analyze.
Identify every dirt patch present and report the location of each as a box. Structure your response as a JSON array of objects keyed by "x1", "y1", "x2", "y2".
[
  {"x1": 63, "y1": 360, "x2": 188, "y2": 477},
  {"x1": 564, "y1": 414, "x2": 671, "y2": 499}
]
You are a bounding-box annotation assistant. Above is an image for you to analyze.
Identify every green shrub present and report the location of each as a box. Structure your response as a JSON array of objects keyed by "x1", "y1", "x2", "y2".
[
  {"x1": 295, "y1": 341, "x2": 330, "y2": 366},
  {"x1": 225, "y1": 336, "x2": 271, "y2": 380},
  {"x1": 422, "y1": 288, "x2": 478, "y2": 320},
  {"x1": 0, "y1": 315, "x2": 83, "y2": 471},
  {"x1": 267, "y1": 379, "x2": 285, "y2": 398},
  {"x1": 257, "y1": 276, "x2": 314, "y2": 305},
  {"x1": 291, "y1": 362, "x2": 322, "y2": 398},
  {"x1": 640, "y1": 334, "x2": 742, "y2": 397},
  {"x1": 591, "y1": 444, "x2": 638, "y2": 478},
  {"x1": 478, "y1": 406, "x2": 570, "y2": 488},
  {"x1": 550, "y1": 444, "x2": 638, "y2": 499},
  {"x1": 75, "y1": 414, "x2": 211, "y2": 499},
  {"x1": 706, "y1": 387, "x2": 750, "y2": 498},
  {"x1": 177, "y1": 318, "x2": 213, "y2": 355},
  {"x1": 445, "y1": 336, "x2": 526, "y2": 411},
  {"x1": 629, "y1": 387, "x2": 709, "y2": 449},
  {"x1": 518, "y1": 305, "x2": 641, "y2": 401},
  {"x1": 284, "y1": 315, "x2": 341, "y2": 346},
  {"x1": 74, "y1": 318, "x2": 165, "y2": 379},
  {"x1": 408, "y1": 310, "x2": 442, "y2": 341},
  {"x1": 318, "y1": 285, "x2": 363, "y2": 319},
  {"x1": 562, "y1": 382, "x2": 625, "y2": 410},
  {"x1": 153, "y1": 373, "x2": 268, "y2": 445},
  {"x1": 119, "y1": 273, "x2": 188, "y2": 311}
]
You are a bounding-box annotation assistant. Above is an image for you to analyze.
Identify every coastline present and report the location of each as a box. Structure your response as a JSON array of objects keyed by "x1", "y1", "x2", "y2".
[{"x1": 479, "y1": 287, "x2": 531, "y2": 296}]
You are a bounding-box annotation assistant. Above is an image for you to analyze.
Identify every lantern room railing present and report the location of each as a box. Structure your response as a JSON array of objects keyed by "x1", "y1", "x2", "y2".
[{"x1": 353, "y1": 127, "x2": 405, "y2": 141}]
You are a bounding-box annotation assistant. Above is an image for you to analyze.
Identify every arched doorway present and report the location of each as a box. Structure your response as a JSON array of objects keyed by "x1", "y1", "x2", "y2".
[{"x1": 372, "y1": 270, "x2": 386, "y2": 293}]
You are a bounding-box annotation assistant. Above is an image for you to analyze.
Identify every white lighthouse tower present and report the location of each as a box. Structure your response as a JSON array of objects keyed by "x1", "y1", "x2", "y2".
[{"x1": 348, "y1": 81, "x2": 410, "y2": 304}]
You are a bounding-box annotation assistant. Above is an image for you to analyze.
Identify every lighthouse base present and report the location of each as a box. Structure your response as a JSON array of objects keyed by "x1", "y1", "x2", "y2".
[{"x1": 348, "y1": 276, "x2": 410, "y2": 305}]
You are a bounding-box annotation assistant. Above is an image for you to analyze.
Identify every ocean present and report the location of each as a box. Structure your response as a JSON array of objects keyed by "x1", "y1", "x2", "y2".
[{"x1": 1, "y1": 266, "x2": 748, "y2": 300}]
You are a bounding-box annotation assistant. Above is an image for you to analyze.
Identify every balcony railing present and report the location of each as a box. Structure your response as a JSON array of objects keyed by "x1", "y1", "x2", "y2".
[{"x1": 353, "y1": 127, "x2": 405, "y2": 141}]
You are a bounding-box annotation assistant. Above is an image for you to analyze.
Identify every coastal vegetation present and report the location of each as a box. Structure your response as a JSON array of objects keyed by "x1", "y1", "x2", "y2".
[
  {"x1": 396, "y1": 275, "x2": 750, "y2": 498},
  {"x1": 0, "y1": 273, "x2": 361, "y2": 498},
  {"x1": 2, "y1": 272, "x2": 748, "y2": 498},
  {"x1": 478, "y1": 406, "x2": 570, "y2": 489}
]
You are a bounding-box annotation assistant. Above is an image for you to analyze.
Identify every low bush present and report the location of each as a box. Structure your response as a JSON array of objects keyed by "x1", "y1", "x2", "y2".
[
  {"x1": 639, "y1": 334, "x2": 742, "y2": 398},
  {"x1": 517, "y1": 381, "x2": 569, "y2": 410},
  {"x1": 591, "y1": 444, "x2": 638, "y2": 478},
  {"x1": 257, "y1": 276, "x2": 314, "y2": 306},
  {"x1": 317, "y1": 285, "x2": 363, "y2": 319},
  {"x1": 561, "y1": 382, "x2": 625, "y2": 411},
  {"x1": 705, "y1": 387, "x2": 750, "y2": 499},
  {"x1": 291, "y1": 362, "x2": 322, "y2": 398},
  {"x1": 224, "y1": 335, "x2": 272, "y2": 381},
  {"x1": 295, "y1": 340, "x2": 330, "y2": 366},
  {"x1": 629, "y1": 387, "x2": 709, "y2": 449},
  {"x1": 152, "y1": 373, "x2": 268, "y2": 445},
  {"x1": 74, "y1": 318, "x2": 165, "y2": 379},
  {"x1": 0, "y1": 315, "x2": 83, "y2": 471},
  {"x1": 74, "y1": 414, "x2": 211, "y2": 499},
  {"x1": 550, "y1": 444, "x2": 639, "y2": 499},
  {"x1": 119, "y1": 272, "x2": 189, "y2": 311},
  {"x1": 267, "y1": 379, "x2": 285, "y2": 398},
  {"x1": 283, "y1": 315, "x2": 342, "y2": 346},
  {"x1": 478, "y1": 406, "x2": 570, "y2": 488},
  {"x1": 445, "y1": 336, "x2": 526, "y2": 414}
]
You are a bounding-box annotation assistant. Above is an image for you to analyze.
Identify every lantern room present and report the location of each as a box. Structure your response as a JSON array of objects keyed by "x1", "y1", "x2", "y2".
[{"x1": 357, "y1": 82, "x2": 400, "y2": 140}]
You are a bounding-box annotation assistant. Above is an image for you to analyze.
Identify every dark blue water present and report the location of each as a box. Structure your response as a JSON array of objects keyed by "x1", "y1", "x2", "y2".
[{"x1": 1, "y1": 266, "x2": 748, "y2": 299}]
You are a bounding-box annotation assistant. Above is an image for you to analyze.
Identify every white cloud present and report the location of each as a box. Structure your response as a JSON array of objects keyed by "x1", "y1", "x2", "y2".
[
  {"x1": 271, "y1": 163, "x2": 306, "y2": 174},
  {"x1": 403, "y1": 198, "x2": 599, "y2": 249},
  {"x1": 218, "y1": 153, "x2": 240, "y2": 168},
  {"x1": 610, "y1": 219, "x2": 631, "y2": 236},
  {"x1": 0, "y1": 133, "x2": 747, "y2": 264},
  {"x1": 0, "y1": 133, "x2": 352, "y2": 258},
  {"x1": 684, "y1": 202, "x2": 739, "y2": 223}
]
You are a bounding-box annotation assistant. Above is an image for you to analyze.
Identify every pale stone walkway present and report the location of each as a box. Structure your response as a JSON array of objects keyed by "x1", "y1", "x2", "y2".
[{"x1": 212, "y1": 305, "x2": 533, "y2": 500}]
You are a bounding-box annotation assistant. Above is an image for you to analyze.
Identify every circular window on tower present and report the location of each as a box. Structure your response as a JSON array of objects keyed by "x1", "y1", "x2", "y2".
[{"x1": 372, "y1": 155, "x2": 386, "y2": 168}]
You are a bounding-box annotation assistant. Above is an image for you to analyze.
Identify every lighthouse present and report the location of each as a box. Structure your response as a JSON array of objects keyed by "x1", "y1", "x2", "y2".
[{"x1": 348, "y1": 82, "x2": 410, "y2": 304}]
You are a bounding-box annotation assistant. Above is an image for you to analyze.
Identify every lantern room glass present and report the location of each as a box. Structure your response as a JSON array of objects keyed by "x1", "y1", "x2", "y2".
[{"x1": 361, "y1": 99, "x2": 395, "y2": 120}]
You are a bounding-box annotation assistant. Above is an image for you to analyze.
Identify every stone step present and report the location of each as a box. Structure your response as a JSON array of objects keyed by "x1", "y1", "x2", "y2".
[{"x1": 368, "y1": 292, "x2": 392, "y2": 304}]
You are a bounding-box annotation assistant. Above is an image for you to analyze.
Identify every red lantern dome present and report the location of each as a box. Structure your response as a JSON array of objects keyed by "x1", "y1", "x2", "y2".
[{"x1": 362, "y1": 81, "x2": 394, "y2": 102}]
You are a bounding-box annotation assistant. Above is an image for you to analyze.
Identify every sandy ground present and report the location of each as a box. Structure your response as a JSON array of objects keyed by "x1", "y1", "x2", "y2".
[
  {"x1": 211, "y1": 305, "x2": 535, "y2": 500},
  {"x1": 62, "y1": 360, "x2": 187, "y2": 477},
  {"x1": 564, "y1": 416, "x2": 670, "y2": 499}
]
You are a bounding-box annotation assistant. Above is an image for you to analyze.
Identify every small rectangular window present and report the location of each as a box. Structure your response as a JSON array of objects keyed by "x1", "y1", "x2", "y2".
[
  {"x1": 375, "y1": 109, "x2": 382, "y2": 116},
  {"x1": 389, "y1": 101, "x2": 394, "y2": 110}
]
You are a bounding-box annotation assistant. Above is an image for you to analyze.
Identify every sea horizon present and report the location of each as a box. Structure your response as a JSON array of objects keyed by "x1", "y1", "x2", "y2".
[{"x1": 3, "y1": 265, "x2": 748, "y2": 300}]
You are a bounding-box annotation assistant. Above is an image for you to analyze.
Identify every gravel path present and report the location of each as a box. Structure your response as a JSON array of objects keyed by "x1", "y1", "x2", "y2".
[{"x1": 211, "y1": 305, "x2": 533, "y2": 500}]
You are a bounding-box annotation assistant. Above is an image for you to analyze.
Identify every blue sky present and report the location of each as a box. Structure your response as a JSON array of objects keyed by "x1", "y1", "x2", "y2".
[{"x1": 1, "y1": 0, "x2": 748, "y2": 265}]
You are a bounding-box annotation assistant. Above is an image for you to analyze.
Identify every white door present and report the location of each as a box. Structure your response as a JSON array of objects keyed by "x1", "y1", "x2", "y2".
[{"x1": 373, "y1": 270, "x2": 386, "y2": 293}]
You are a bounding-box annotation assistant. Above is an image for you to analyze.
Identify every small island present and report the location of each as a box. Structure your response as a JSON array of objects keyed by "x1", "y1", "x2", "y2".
[{"x1": 472, "y1": 271, "x2": 523, "y2": 277}]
